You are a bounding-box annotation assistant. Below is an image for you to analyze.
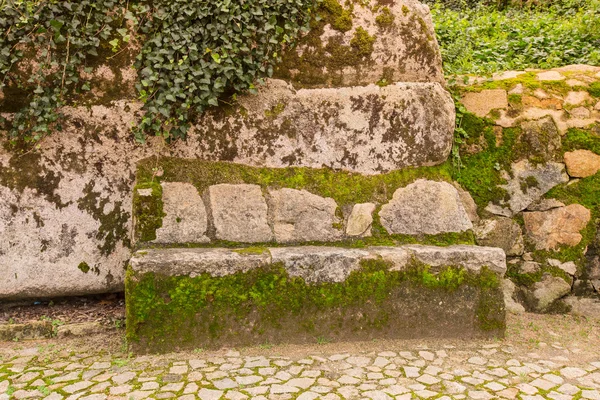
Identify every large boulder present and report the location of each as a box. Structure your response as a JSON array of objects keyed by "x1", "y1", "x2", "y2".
[
  {"x1": 379, "y1": 180, "x2": 473, "y2": 235},
  {"x1": 523, "y1": 204, "x2": 591, "y2": 250},
  {"x1": 188, "y1": 80, "x2": 455, "y2": 175}
]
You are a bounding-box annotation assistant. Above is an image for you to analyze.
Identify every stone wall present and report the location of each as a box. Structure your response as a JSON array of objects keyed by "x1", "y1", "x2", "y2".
[
  {"x1": 0, "y1": 0, "x2": 455, "y2": 300},
  {"x1": 454, "y1": 65, "x2": 600, "y2": 315}
]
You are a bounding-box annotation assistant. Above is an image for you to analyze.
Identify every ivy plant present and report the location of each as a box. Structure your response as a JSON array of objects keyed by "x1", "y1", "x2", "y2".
[
  {"x1": 0, "y1": 0, "x2": 128, "y2": 145},
  {"x1": 132, "y1": 0, "x2": 317, "y2": 141},
  {"x1": 1, "y1": 0, "x2": 317, "y2": 144}
]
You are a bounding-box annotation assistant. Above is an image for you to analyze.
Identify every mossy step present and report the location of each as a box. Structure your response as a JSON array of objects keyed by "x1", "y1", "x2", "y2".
[{"x1": 126, "y1": 245, "x2": 506, "y2": 354}]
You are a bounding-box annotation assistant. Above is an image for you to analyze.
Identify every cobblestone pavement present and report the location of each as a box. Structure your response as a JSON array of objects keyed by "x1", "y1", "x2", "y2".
[{"x1": 1, "y1": 313, "x2": 600, "y2": 400}]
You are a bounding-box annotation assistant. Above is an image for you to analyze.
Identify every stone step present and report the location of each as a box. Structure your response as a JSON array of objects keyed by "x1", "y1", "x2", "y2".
[{"x1": 126, "y1": 245, "x2": 507, "y2": 354}]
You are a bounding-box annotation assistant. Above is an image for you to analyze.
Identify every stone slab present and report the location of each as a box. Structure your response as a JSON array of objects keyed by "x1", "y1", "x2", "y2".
[
  {"x1": 379, "y1": 180, "x2": 473, "y2": 235},
  {"x1": 127, "y1": 245, "x2": 506, "y2": 353},
  {"x1": 207, "y1": 184, "x2": 273, "y2": 243},
  {"x1": 154, "y1": 182, "x2": 209, "y2": 244}
]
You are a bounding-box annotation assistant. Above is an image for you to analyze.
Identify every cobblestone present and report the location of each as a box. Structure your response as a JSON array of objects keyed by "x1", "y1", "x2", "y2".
[{"x1": 0, "y1": 314, "x2": 599, "y2": 399}]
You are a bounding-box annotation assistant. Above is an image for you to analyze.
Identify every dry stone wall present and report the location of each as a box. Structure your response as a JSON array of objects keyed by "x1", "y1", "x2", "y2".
[{"x1": 454, "y1": 65, "x2": 600, "y2": 316}]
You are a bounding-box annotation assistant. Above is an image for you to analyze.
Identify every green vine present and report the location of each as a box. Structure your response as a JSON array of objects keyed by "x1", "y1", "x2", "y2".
[
  {"x1": 0, "y1": 0, "x2": 129, "y2": 145},
  {"x1": 1, "y1": 0, "x2": 318, "y2": 144}
]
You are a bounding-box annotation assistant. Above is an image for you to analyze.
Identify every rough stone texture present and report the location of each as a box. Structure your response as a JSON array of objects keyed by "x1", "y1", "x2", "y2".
[
  {"x1": 269, "y1": 188, "x2": 342, "y2": 243},
  {"x1": 346, "y1": 203, "x2": 376, "y2": 237},
  {"x1": 523, "y1": 204, "x2": 591, "y2": 250},
  {"x1": 474, "y1": 218, "x2": 524, "y2": 256},
  {"x1": 501, "y1": 279, "x2": 525, "y2": 314},
  {"x1": 530, "y1": 274, "x2": 572, "y2": 312},
  {"x1": 130, "y1": 246, "x2": 507, "y2": 279},
  {"x1": 537, "y1": 71, "x2": 565, "y2": 81},
  {"x1": 549, "y1": 261, "x2": 577, "y2": 279},
  {"x1": 154, "y1": 182, "x2": 209, "y2": 244},
  {"x1": 461, "y1": 90, "x2": 508, "y2": 118},
  {"x1": 564, "y1": 91, "x2": 591, "y2": 106},
  {"x1": 127, "y1": 245, "x2": 506, "y2": 352},
  {"x1": 526, "y1": 198, "x2": 565, "y2": 211},
  {"x1": 0, "y1": 321, "x2": 52, "y2": 341},
  {"x1": 129, "y1": 248, "x2": 271, "y2": 277},
  {"x1": 519, "y1": 117, "x2": 562, "y2": 162},
  {"x1": 207, "y1": 184, "x2": 273, "y2": 243},
  {"x1": 564, "y1": 296, "x2": 600, "y2": 320},
  {"x1": 275, "y1": 0, "x2": 445, "y2": 88},
  {"x1": 403, "y1": 245, "x2": 507, "y2": 276},
  {"x1": 490, "y1": 160, "x2": 569, "y2": 215},
  {"x1": 379, "y1": 180, "x2": 473, "y2": 235},
  {"x1": 454, "y1": 183, "x2": 479, "y2": 223},
  {"x1": 56, "y1": 322, "x2": 105, "y2": 339},
  {"x1": 564, "y1": 150, "x2": 600, "y2": 178},
  {"x1": 269, "y1": 247, "x2": 372, "y2": 283},
  {"x1": 189, "y1": 81, "x2": 455, "y2": 175}
]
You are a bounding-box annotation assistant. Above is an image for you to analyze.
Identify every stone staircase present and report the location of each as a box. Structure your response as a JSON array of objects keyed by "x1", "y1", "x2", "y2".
[
  {"x1": 122, "y1": 0, "x2": 513, "y2": 354},
  {"x1": 127, "y1": 172, "x2": 508, "y2": 353}
]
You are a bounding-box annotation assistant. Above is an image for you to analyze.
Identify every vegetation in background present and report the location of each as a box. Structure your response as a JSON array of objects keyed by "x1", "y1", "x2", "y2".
[{"x1": 432, "y1": 0, "x2": 600, "y2": 75}]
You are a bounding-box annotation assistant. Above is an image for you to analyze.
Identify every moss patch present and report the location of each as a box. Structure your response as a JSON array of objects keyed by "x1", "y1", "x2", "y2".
[
  {"x1": 134, "y1": 157, "x2": 475, "y2": 247},
  {"x1": 126, "y1": 260, "x2": 504, "y2": 353}
]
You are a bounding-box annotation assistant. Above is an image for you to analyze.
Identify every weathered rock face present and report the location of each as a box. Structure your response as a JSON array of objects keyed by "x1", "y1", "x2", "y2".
[
  {"x1": 501, "y1": 279, "x2": 525, "y2": 314},
  {"x1": 403, "y1": 245, "x2": 507, "y2": 276},
  {"x1": 269, "y1": 247, "x2": 371, "y2": 283},
  {"x1": 269, "y1": 188, "x2": 342, "y2": 243},
  {"x1": 154, "y1": 183, "x2": 209, "y2": 244},
  {"x1": 487, "y1": 160, "x2": 569, "y2": 216},
  {"x1": 190, "y1": 81, "x2": 455, "y2": 175},
  {"x1": 346, "y1": 203, "x2": 376, "y2": 237},
  {"x1": 275, "y1": 0, "x2": 445, "y2": 88},
  {"x1": 564, "y1": 150, "x2": 600, "y2": 178},
  {"x1": 207, "y1": 184, "x2": 273, "y2": 243},
  {"x1": 524, "y1": 204, "x2": 591, "y2": 250},
  {"x1": 474, "y1": 218, "x2": 524, "y2": 256},
  {"x1": 379, "y1": 180, "x2": 473, "y2": 235},
  {"x1": 529, "y1": 274, "x2": 572, "y2": 312},
  {"x1": 519, "y1": 117, "x2": 562, "y2": 162}
]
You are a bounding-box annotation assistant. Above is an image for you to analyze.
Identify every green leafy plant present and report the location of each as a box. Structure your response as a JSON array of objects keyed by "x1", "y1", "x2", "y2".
[
  {"x1": 432, "y1": 0, "x2": 600, "y2": 75},
  {"x1": 132, "y1": 0, "x2": 317, "y2": 141},
  {"x1": 0, "y1": 0, "x2": 129, "y2": 145}
]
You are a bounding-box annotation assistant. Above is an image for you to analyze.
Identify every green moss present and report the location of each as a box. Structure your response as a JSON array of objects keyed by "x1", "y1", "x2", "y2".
[
  {"x1": 264, "y1": 102, "x2": 286, "y2": 118},
  {"x1": 350, "y1": 27, "x2": 376, "y2": 58},
  {"x1": 132, "y1": 182, "x2": 165, "y2": 243},
  {"x1": 476, "y1": 72, "x2": 572, "y2": 95},
  {"x1": 134, "y1": 157, "x2": 470, "y2": 246},
  {"x1": 232, "y1": 247, "x2": 269, "y2": 255},
  {"x1": 508, "y1": 93, "x2": 522, "y2": 105},
  {"x1": 402, "y1": 5, "x2": 410, "y2": 15},
  {"x1": 78, "y1": 262, "x2": 90, "y2": 273},
  {"x1": 321, "y1": 0, "x2": 354, "y2": 32},
  {"x1": 588, "y1": 82, "x2": 600, "y2": 98},
  {"x1": 562, "y1": 128, "x2": 600, "y2": 155},
  {"x1": 375, "y1": 7, "x2": 395, "y2": 28},
  {"x1": 126, "y1": 260, "x2": 503, "y2": 351}
]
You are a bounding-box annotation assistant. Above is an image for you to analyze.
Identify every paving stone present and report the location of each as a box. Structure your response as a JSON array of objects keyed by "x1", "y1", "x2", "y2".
[
  {"x1": 198, "y1": 388, "x2": 224, "y2": 400},
  {"x1": 561, "y1": 367, "x2": 588, "y2": 379}
]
